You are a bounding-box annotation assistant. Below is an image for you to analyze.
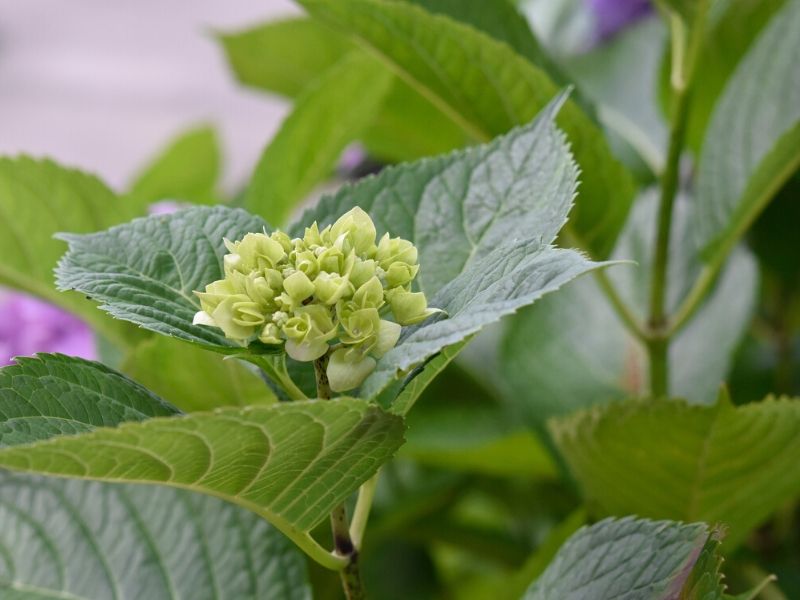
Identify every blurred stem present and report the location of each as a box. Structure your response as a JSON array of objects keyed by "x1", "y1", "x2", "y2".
[
  {"x1": 315, "y1": 355, "x2": 366, "y2": 599},
  {"x1": 646, "y1": 10, "x2": 705, "y2": 397},
  {"x1": 245, "y1": 354, "x2": 307, "y2": 400},
  {"x1": 350, "y1": 471, "x2": 379, "y2": 548},
  {"x1": 594, "y1": 269, "x2": 647, "y2": 341}
]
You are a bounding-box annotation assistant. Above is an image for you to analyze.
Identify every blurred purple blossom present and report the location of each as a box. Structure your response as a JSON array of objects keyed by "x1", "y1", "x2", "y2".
[
  {"x1": 148, "y1": 200, "x2": 183, "y2": 215},
  {"x1": 588, "y1": 0, "x2": 653, "y2": 41},
  {"x1": 0, "y1": 290, "x2": 96, "y2": 365}
]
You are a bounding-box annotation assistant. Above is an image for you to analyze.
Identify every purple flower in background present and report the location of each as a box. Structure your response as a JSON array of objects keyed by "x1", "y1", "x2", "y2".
[
  {"x1": 148, "y1": 200, "x2": 183, "y2": 215},
  {"x1": 0, "y1": 290, "x2": 96, "y2": 366},
  {"x1": 588, "y1": 0, "x2": 653, "y2": 41}
]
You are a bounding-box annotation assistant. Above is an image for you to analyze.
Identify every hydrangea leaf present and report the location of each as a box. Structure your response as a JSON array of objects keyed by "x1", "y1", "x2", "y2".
[
  {"x1": 0, "y1": 353, "x2": 179, "y2": 447},
  {"x1": 695, "y1": 0, "x2": 800, "y2": 260},
  {"x1": 524, "y1": 517, "x2": 721, "y2": 600},
  {"x1": 0, "y1": 396, "x2": 405, "y2": 541},
  {"x1": 0, "y1": 472, "x2": 310, "y2": 600},
  {"x1": 245, "y1": 51, "x2": 393, "y2": 225},
  {"x1": 551, "y1": 395, "x2": 800, "y2": 548},
  {"x1": 295, "y1": 95, "x2": 607, "y2": 399},
  {"x1": 500, "y1": 191, "x2": 757, "y2": 428},
  {"x1": 297, "y1": 0, "x2": 636, "y2": 258},
  {"x1": 55, "y1": 206, "x2": 270, "y2": 352}
]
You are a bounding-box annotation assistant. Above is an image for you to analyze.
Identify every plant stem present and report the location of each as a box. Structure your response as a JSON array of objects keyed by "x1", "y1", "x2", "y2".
[
  {"x1": 350, "y1": 472, "x2": 379, "y2": 548},
  {"x1": 594, "y1": 270, "x2": 648, "y2": 342},
  {"x1": 314, "y1": 354, "x2": 367, "y2": 599},
  {"x1": 645, "y1": 13, "x2": 696, "y2": 397}
]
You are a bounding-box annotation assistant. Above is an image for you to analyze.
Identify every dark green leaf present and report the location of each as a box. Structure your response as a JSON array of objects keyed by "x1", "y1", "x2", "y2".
[
  {"x1": 55, "y1": 206, "x2": 269, "y2": 351},
  {"x1": 525, "y1": 517, "x2": 715, "y2": 599},
  {"x1": 0, "y1": 353, "x2": 178, "y2": 447},
  {"x1": 297, "y1": 0, "x2": 636, "y2": 258},
  {"x1": 295, "y1": 96, "x2": 606, "y2": 398},
  {"x1": 0, "y1": 472, "x2": 310, "y2": 599}
]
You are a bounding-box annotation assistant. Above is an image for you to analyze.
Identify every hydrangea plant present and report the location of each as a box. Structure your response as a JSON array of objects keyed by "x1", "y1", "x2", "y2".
[{"x1": 0, "y1": 0, "x2": 798, "y2": 598}]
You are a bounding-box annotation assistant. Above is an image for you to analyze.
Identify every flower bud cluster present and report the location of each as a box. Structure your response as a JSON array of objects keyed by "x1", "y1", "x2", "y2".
[{"x1": 193, "y1": 207, "x2": 440, "y2": 391}]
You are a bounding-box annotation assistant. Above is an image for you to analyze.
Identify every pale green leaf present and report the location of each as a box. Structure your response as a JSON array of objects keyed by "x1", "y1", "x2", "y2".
[
  {"x1": 0, "y1": 472, "x2": 309, "y2": 599},
  {"x1": 245, "y1": 51, "x2": 393, "y2": 225},
  {"x1": 0, "y1": 398, "x2": 405, "y2": 538},
  {"x1": 695, "y1": 0, "x2": 800, "y2": 259},
  {"x1": 402, "y1": 404, "x2": 556, "y2": 478},
  {"x1": 525, "y1": 517, "x2": 715, "y2": 600},
  {"x1": 0, "y1": 353, "x2": 178, "y2": 447},
  {"x1": 55, "y1": 206, "x2": 269, "y2": 351},
  {"x1": 297, "y1": 0, "x2": 636, "y2": 258},
  {"x1": 218, "y1": 18, "x2": 354, "y2": 98},
  {"x1": 501, "y1": 191, "x2": 757, "y2": 427},
  {"x1": 218, "y1": 18, "x2": 467, "y2": 163},
  {"x1": 551, "y1": 395, "x2": 800, "y2": 548},
  {"x1": 121, "y1": 336, "x2": 276, "y2": 412},
  {"x1": 681, "y1": 0, "x2": 787, "y2": 152},
  {"x1": 0, "y1": 157, "x2": 144, "y2": 348},
  {"x1": 295, "y1": 96, "x2": 606, "y2": 398},
  {"x1": 129, "y1": 125, "x2": 221, "y2": 205}
]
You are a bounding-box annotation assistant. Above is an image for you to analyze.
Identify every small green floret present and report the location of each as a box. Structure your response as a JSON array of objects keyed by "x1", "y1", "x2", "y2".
[{"x1": 193, "y1": 207, "x2": 441, "y2": 391}]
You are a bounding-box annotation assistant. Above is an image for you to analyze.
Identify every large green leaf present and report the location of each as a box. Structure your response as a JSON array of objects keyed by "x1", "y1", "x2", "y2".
[
  {"x1": 55, "y1": 206, "x2": 269, "y2": 351},
  {"x1": 121, "y1": 336, "x2": 276, "y2": 412},
  {"x1": 524, "y1": 517, "x2": 721, "y2": 600},
  {"x1": 295, "y1": 96, "x2": 606, "y2": 398},
  {"x1": 695, "y1": 0, "x2": 800, "y2": 259},
  {"x1": 551, "y1": 395, "x2": 800, "y2": 548},
  {"x1": 0, "y1": 157, "x2": 143, "y2": 347},
  {"x1": 0, "y1": 397, "x2": 405, "y2": 543},
  {"x1": 0, "y1": 472, "x2": 309, "y2": 599},
  {"x1": 501, "y1": 191, "x2": 757, "y2": 427},
  {"x1": 297, "y1": 0, "x2": 636, "y2": 258},
  {"x1": 0, "y1": 353, "x2": 179, "y2": 447},
  {"x1": 245, "y1": 51, "x2": 393, "y2": 225},
  {"x1": 129, "y1": 125, "x2": 221, "y2": 205}
]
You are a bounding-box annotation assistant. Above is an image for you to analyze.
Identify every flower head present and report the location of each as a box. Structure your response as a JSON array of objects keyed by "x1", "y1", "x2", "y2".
[{"x1": 193, "y1": 207, "x2": 441, "y2": 391}]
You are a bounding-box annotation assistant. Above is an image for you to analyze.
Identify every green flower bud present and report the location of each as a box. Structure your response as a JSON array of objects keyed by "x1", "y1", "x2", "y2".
[
  {"x1": 244, "y1": 274, "x2": 278, "y2": 310},
  {"x1": 384, "y1": 262, "x2": 419, "y2": 288},
  {"x1": 270, "y1": 230, "x2": 293, "y2": 254},
  {"x1": 224, "y1": 233, "x2": 286, "y2": 273},
  {"x1": 339, "y1": 307, "x2": 381, "y2": 345},
  {"x1": 196, "y1": 278, "x2": 236, "y2": 315},
  {"x1": 293, "y1": 249, "x2": 320, "y2": 279},
  {"x1": 283, "y1": 271, "x2": 315, "y2": 303},
  {"x1": 283, "y1": 305, "x2": 337, "y2": 361},
  {"x1": 330, "y1": 207, "x2": 377, "y2": 256},
  {"x1": 350, "y1": 258, "x2": 377, "y2": 289},
  {"x1": 314, "y1": 271, "x2": 353, "y2": 305},
  {"x1": 352, "y1": 276, "x2": 385, "y2": 309},
  {"x1": 327, "y1": 347, "x2": 376, "y2": 392},
  {"x1": 259, "y1": 323, "x2": 282, "y2": 345},
  {"x1": 387, "y1": 288, "x2": 441, "y2": 325},
  {"x1": 376, "y1": 233, "x2": 418, "y2": 269},
  {"x1": 373, "y1": 319, "x2": 401, "y2": 357},
  {"x1": 210, "y1": 294, "x2": 265, "y2": 342}
]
